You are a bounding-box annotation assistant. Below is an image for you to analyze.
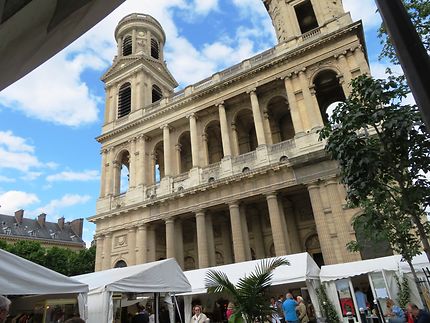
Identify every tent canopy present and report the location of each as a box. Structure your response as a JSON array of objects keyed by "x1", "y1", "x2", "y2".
[
  {"x1": 74, "y1": 258, "x2": 191, "y2": 294},
  {"x1": 0, "y1": 248, "x2": 88, "y2": 295},
  {"x1": 320, "y1": 255, "x2": 402, "y2": 282},
  {"x1": 399, "y1": 252, "x2": 429, "y2": 272},
  {"x1": 181, "y1": 252, "x2": 320, "y2": 296}
]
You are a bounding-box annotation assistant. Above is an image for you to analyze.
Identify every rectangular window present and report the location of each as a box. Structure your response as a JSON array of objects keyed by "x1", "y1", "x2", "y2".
[{"x1": 294, "y1": 0, "x2": 319, "y2": 34}]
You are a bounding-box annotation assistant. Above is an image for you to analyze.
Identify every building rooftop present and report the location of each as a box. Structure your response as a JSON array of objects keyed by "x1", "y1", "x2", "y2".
[{"x1": 0, "y1": 210, "x2": 85, "y2": 247}]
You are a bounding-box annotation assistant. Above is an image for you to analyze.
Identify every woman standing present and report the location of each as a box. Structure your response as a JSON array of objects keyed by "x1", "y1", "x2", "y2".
[
  {"x1": 385, "y1": 299, "x2": 405, "y2": 323},
  {"x1": 296, "y1": 296, "x2": 309, "y2": 323},
  {"x1": 191, "y1": 305, "x2": 209, "y2": 323}
]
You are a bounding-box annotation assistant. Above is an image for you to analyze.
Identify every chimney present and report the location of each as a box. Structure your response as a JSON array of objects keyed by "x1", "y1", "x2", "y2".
[
  {"x1": 15, "y1": 209, "x2": 24, "y2": 224},
  {"x1": 70, "y1": 218, "x2": 83, "y2": 238},
  {"x1": 58, "y1": 217, "x2": 65, "y2": 230},
  {"x1": 37, "y1": 213, "x2": 46, "y2": 227}
]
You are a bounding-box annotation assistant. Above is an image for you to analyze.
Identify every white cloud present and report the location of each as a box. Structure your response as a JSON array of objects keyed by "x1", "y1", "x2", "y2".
[
  {"x1": 0, "y1": 191, "x2": 40, "y2": 215},
  {"x1": 192, "y1": 0, "x2": 219, "y2": 15},
  {"x1": 46, "y1": 170, "x2": 99, "y2": 182},
  {"x1": 0, "y1": 175, "x2": 15, "y2": 183},
  {"x1": 36, "y1": 194, "x2": 91, "y2": 219},
  {"x1": 343, "y1": 0, "x2": 380, "y2": 30},
  {"x1": 0, "y1": 130, "x2": 34, "y2": 152}
]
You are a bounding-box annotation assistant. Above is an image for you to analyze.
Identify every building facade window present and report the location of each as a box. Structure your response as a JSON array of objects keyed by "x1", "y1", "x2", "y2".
[
  {"x1": 122, "y1": 35, "x2": 132, "y2": 56},
  {"x1": 118, "y1": 83, "x2": 131, "y2": 118},
  {"x1": 151, "y1": 38, "x2": 159, "y2": 59},
  {"x1": 152, "y1": 84, "x2": 162, "y2": 103},
  {"x1": 294, "y1": 0, "x2": 319, "y2": 34}
]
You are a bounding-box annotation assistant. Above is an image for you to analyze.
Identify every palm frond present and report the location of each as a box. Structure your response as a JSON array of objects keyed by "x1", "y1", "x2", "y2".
[{"x1": 205, "y1": 269, "x2": 239, "y2": 297}]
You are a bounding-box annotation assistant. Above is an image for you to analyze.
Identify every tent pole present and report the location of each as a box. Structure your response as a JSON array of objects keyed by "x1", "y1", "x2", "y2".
[
  {"x1": 155, "y1": 292, "x2": 159, "y2": 323},
  {"x1": 173, "y1": 294, "x2": 183, "y2": 323}
]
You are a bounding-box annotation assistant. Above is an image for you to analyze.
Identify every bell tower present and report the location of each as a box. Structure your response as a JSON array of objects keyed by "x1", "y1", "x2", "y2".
[
  {"x1": 101, "y1": 13, "x2": 178, "y2": 126},
  {"x1": 263, "y1": 0, "x2": 351, "y2": 46}
]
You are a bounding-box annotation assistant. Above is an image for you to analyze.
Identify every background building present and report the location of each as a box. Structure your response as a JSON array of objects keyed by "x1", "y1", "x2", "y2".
[
  {"x1": 91, "y1": 0, "x2": 389, "y2": 271},
  {"x1": 0, "y1": 209, "x2": 85, "y2": 250}
]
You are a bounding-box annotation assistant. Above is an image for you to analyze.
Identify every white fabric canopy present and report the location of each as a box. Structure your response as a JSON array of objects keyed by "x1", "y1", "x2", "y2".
[
  {"x1": 73, "y1": 258, "x2": 191, "y2": 323},
  {"x1": 319, "y1": 255, "x2": 402, "y2": 282},
  {"x1": 399, "y1": 252, "x2": 430, "y2": 273},
  {"x1": 0, "y1": 248, "x2": 88, "y2": 318},
  {"x1": 180, "y1": 252, "x2": 320, "y2": 295}
]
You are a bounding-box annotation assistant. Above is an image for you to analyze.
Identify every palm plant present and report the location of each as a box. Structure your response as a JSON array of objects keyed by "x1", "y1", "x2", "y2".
[{"x1": 205, "y1": 258, "x2": 289, "y2": 323}]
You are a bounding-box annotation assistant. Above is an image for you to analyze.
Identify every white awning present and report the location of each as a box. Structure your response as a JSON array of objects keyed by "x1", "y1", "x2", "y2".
[
  {"x1": 320, "y1": 255, "x2": 402, "y2": 282},
  {"x1": 180, "y1": 252, "x2": 320, "y2": 296},
  {"x1": 74, "y1": 258, "x2": 191, "y2": 294},
  {"x1": 0, "y1": 248, "x2": 88, "y2": 295}
]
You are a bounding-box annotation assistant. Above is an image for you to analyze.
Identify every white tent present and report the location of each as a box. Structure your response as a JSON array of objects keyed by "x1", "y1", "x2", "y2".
[
  {"x1": 180, "y1": 253, "x2": 321, "y2": 323},
  {"x1": 0, "y1": 248, "x2": 88, "y2": 318},
  {"x1": 73, "y1": 258, "x2": 191, "y2": 323}
]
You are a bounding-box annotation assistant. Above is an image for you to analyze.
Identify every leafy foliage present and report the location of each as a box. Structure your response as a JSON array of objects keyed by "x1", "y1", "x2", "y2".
[
  {"x1": 378, "y1": 0, "x2": 430, "y2": 64},
  {"x1": 316, "y1": 284, "x2": 340, "y2": 322},
  {"x1": 0, "y1": 240, "x2": 95, "y2": 276},
  {"x1": 395, "y1": 275, "x2": 410, "y2": 309},
  {"x1": 319, "y1": 74, "x2": 430, "y2": 263},
  {"x1": 205, "y1": 258, "x2": 289, "y2": 323}
]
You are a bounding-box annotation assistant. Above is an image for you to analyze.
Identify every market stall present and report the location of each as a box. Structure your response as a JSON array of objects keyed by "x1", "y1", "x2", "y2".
[
  {"x1": 0, "y1": 248, "x2": 88, "y2": 321},
  {"x1": 73, "y1": 258, "x2": 191, "y2": 323},
  {"x1": 180, "y1": 252, "x2": 321, "y2": 323},
  {"x1": 320, "y1": 255, "x2": 404, "y2": 323}
]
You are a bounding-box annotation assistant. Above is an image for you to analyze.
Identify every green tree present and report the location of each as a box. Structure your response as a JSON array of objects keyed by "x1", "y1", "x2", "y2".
[
  {"x1": 45, "y1": 246, "x2": 73, "y2": 275},
  {"x1": 7, "y1": 240, "x2": 47, "y2": 266},
  {"x1": 68, "y1": 245, "x2": 96, "y2": 276},
  {"x1": 316, "y1": 284, "x2": 340, "y2": 322},
  {"x1": 378, "y1": 0, "x2": 430, "y2": 64},
  {"x1": 319, "y1": 75, "x2": 430, "y2": 266},
  {"x1": 205, "y1": 258, "x2": 289, "y2": 323}
]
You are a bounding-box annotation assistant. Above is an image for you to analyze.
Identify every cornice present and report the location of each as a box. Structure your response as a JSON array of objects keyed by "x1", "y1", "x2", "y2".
[{"x1": 96, "y1": 21, "x2": 363, "y2": 143}]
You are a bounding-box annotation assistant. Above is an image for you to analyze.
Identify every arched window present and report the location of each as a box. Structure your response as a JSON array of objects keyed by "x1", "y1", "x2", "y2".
[
  {"x1": 114, "y1": 260, "x2": 127, "y2": 268},
  {"x1": 151, "y1": 38, "x2": 159, "y2": 59},
  {"x1": 114, "y1": 150, "x2": 130, "y2": 195},
  {"x1": 122, "y1": 35, "x2": 132, "y2": 56},
  {"x1": 205, "y1": 121, "x2": 223, "y2": 164},
  {"x1": 118, "y1": 83, "x2": 131, "y2": 118},
  {"x1": 313, "y1": 70, "x2": 346, "y2": 124},
  {"x1": 153, "y1": 141, "x2": 164, "y2": 183},
  {"x1": 266, "y1": 96, "x2": 294, "y2": 143},
  {"x1": 235, "y1": 109, "x2": 257, "y2": 155},
  {"x1": 152, "y1": 84, "x2": 162, "y2": 103},
  {"x1": 294, "y1": 0, "x2": 318, "y2": 34},
  {"x1": 178, "y1": 132, "x2": 192, "y2": 173}
]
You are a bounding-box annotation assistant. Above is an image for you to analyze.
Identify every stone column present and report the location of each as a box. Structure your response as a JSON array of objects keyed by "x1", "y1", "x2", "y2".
[
  {"x1": 325, "y1": 180, "x2": 359, "y2": 262},
  {"x1": 128, "y1": 227, "x2": 137, "y2": 265},
  {"x1": 147, "y1": 225, "x2": 156, "y2": 262},
  {"x1": 136, "y1": 136, "x2": 147, "y2": 187},
  {"x1": 95, "y1": 235, "x2": 104, "y2": 271},
  {"x1": 307, "y1": 184, "x2": 338, "y2": 264},
  {"x1": 151, "y1": 152, "x2": 157, "y2": 184},
  {"x1": 175, "y1": 220, "x2": 184, "y2": 268},
  {"x1": 135, "y1": 73, "x2": 143, "y2": 110},
  {"x1": 206, "y1": 214, "x2": 216, "y2": 266},
  {"x1": 132, "y1": 29, "x2": 136, "y2": 53},
  {"x1": 162, "y1": 125, "x2": 172, "y2": 176},
  {"x1": 266, "y1": 193, "x2": 288, "y2": 256},
  {"x1": 188, "y1": 113, "x2": 200, "y2": 166},
  {"x1": 231, "y1": 123, "x2": 239, "y2": 156},
  {"x1": 249, "y1": 89, "x2": 266, "y2": 146},
  {"x1": 165, "y1": 218, "x2": 176, "y2": 259},
  {"x1": 100, "y1": 149, "x2": 107, "y2": 197},
  {"x1": 217, "y1": 102, "x2": 232, "y2": 157},
  {"x1": 283, "y1": 199, "x2": 301, "y2": 253},
  {"x1": 251, "y1": 214, "x2": 265, "y2": 259},
  {"x1": 105, "y1": 148, "x2": 115, "y2": 196},
  {"x1": 239, "y1": 204, "x2": 251, "y2": 260},
  {"x1": 195, "y1": 211, "x2": 209, "y2": 268},
  {"x1": 175, "y1": 144, "x2": 182, "y2": 174},
  {"x1": 129, "y1": 138, "x2": 137, "y2": 188},
  {"x1": 102, "y1": 233, "x2": 112, "y2": 270},
  {"x1": 136, "y1": 224, "x2": 147, "y2": 264},
  {"x1": 283, "y1": 75, "x2": 304, "y2": 135},
  {"x1": 202, "y1": 132, "x2": 209, "y2": 166},
  {"x1": 110, "y1": 89, "x2": 118, "y2": 121},
  {"x1": 298, "y1": 69, "x2": 323, "y2": 130},
  {"x1": 229, "y1": 202, "x2": 247, "y2": 262},
  {"x1": 112, "y1": 161, "x2": 121, "y2": 195},
  {"x1": 104, "y1": 87, "x2": 112, "y2": 123},
  {"x1": 336, "y1": 52, "x2": 352, "y2": 97},
  {"x1": 277, "y1": 198, "x2": 292, "y2": 254},
  {"x1": 221, "y1": 218, "x2": 233, "y2": 264},
  {"x1": 262, "y1": 109, "x2": 273, "y2": 145},
  {"x1": 131, "y1": 74, "x2": 138, "y2": 112}
]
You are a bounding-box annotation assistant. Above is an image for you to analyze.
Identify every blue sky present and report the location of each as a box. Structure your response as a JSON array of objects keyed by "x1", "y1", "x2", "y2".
[{"x1": 0, "y1": 0, "x2": 395, "y2": 246}]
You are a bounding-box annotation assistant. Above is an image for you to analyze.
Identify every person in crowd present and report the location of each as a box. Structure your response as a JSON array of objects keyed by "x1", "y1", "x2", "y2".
[
  {"x1": 0, "y1": 296, "x2": 11, "y2": 323},
  {"x1": 132, "y1": 304, "x2": 149, "y2": 323},
  {"x1": 191, "y1": 305, "x2": 209, "y2": 323},
  {"x1": 282, "y1": 293, "x2": 298, "y2": 323},
  {"x1": 407, "y1": 303, "x2": 430, "y2": 323},
  {"x1": 385, "y1": 298, "x2": 405, "y2": 323},
  {"x1": 226, "y1": 302, "x2": 235, "y2": 320},
  {"x1": 276, "y1": 295, "x2": 285, "y2": 323},
  {"x1": 354, "y1": 287, "x2": 368, "y2": 313},
  {"x1": 269, "y1": 297, "x2": 281, "y2": 323},
  {"x1": 295, "y1": 296, "x2": 309, "y2": 323}
]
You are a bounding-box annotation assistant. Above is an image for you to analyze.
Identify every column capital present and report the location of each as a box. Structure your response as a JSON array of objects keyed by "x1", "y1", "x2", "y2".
[
  {"x1": 202, "y1": 132, "x2": 208, "y2": 142},
  {"x1": 246, "y1": 87, "x2": 257, "y2": 95},
  {"x1": 128, "y1": 227, "x2": 137, "y2": 233},
  {"x1": 137, "y1": 224, "x2": 147, "y2": 231},
  {"x1": 186, "y1": 112, "x2": 197, "y2": 120},
  {"x1": 160, "y1": 124, "x2": 172, "y2": 131},
  {"x1": 264, "y1": 192, "x2": 278, "y2": 199},
  {"x1": 175, "y1": 143, "x2": 182, "y2": 152},
  {"x1": 307, "y1": 183, "x2": 321, "y2": 191},
  {"x1": 195, "y1": 210, "x2": 205, "y2": 217},
  {"x1": 298, "y1": 67, "x2": 307, "y2": 75},
  {"x1": 325, "y1": 178, "x2": 340, "y2": 187},
  {"x1": 216, "y1": 101, "x2": 225, "y2": 108},
  {"x1": 228, "y1": 201, "x2": 240, "y2": 209},
  {"x1": 165, "y1": 217, "x2": 175, "y2": 224}
]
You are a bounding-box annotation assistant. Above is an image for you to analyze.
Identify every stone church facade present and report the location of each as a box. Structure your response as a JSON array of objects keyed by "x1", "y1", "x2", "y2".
[{"x1": 91, "y1": 0, "x2": 372, "y2": 271}]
